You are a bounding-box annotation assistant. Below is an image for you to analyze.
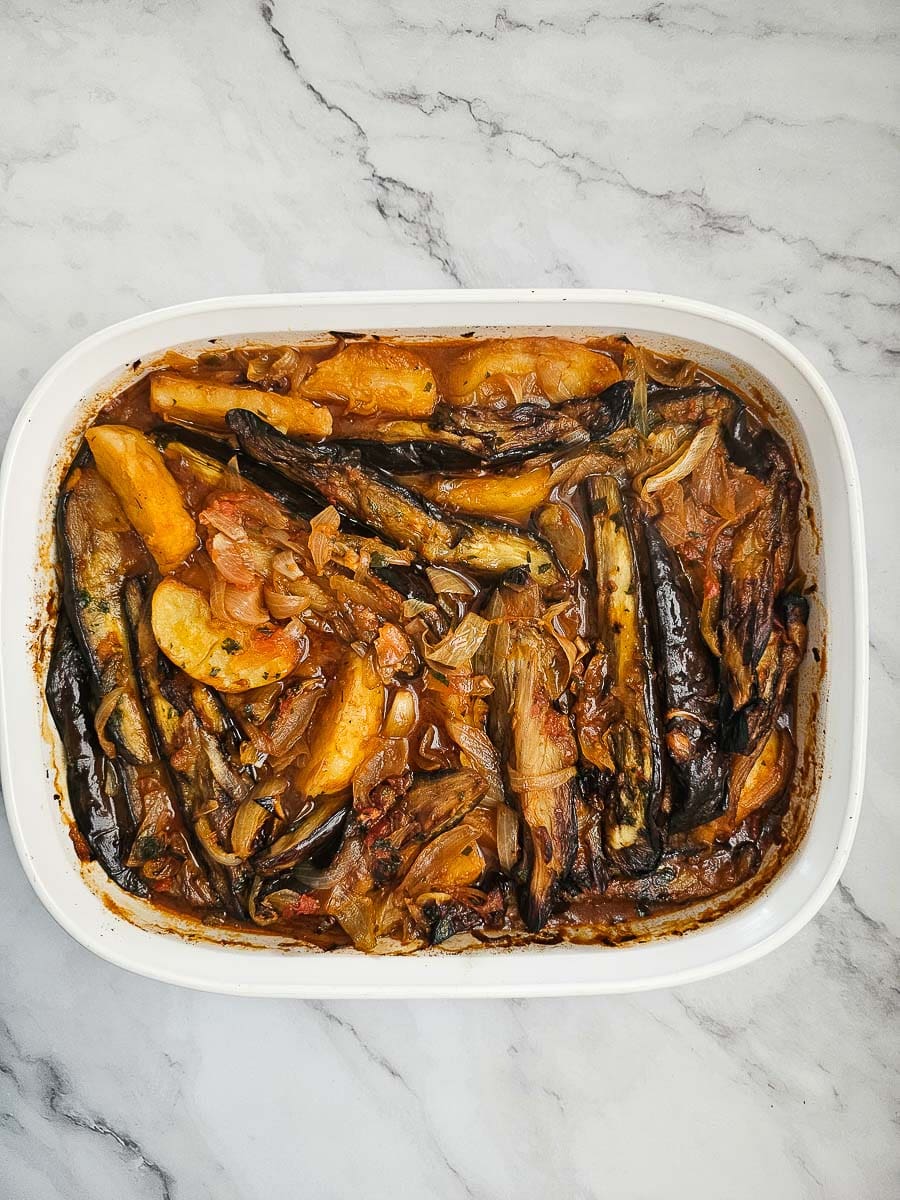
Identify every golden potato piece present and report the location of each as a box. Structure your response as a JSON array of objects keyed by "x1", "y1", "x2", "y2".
[
  {"x1": 402, "y1": 464, "x2": 553, "y2": 524},
  {"x1": 85, "y1": 425, "x2": 199, "y2": 573},
  {"x1": 151, "y1": 578, "x2": 301, "y2": 691},
  {"x1": 300, "y1": 342, "x2": 437, "y2": 418},
  {"x1": 444, "y1": 337, "x2": 621, "y2": 406},
  {"x1": 150, "y1": 373, "x2": 333, "y2": 439},
  {"x1": 295, "y1": 650, "x2": 385, "y2": 797}
]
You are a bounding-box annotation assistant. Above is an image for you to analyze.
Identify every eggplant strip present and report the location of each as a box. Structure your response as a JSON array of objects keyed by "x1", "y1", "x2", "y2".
[
  {"x1": 58, "y1": 462, "x2": 156, "y2": 765},
  {"x1": 724, "y1": 593, "x2": 808, "y2": 756},
  {"x1": 128, "y1": 582, "x2": 250, "y2": 915},
  {"x1": 718, "y1": 460, "x2": 802, "y2": 751},
  {"x1": 434, "y1": 381, "x2": 633, "y2": 465},
  {"x1": 642, "y1": 518, "x2": 728, "y2": 831},
  {"x1": 477, "y1": 576, "x2": 578, "y2": 930},
  {"x1": 582, "y1": 476, "x2": 663, "y2": 873},
  {"x1": 227, "y1": 410, "x2": 562, "y2": 586},
  {"x1": 46, "y1": 614, "x2": 148, "y2": 895}
]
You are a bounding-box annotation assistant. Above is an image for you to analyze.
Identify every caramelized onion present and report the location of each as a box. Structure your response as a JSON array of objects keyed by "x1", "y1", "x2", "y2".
[
  {"x1": 272, "y1": 550, "x2": 302, "y2": 581},
  {"x1": 93, "y1": 686, "x2": 125, "y2": 759},
  {"x1": 230, "y1": 797, "x2": 271, "y2": 858},
  {"x1": 195, "y1": 816, "x2": 243, "y2": 866},
  {"x1": 425, "y1": 567, "x2": 478, "y2": 596},
  {"x1": 224, "y1": 583, "x2": 270, "y2": 625},
  {"x1": 383, "y1": 687, "x2": 418, "y2": 738},
  {"x1": 264, "y1": 588, "x2": 307, "y2": 619},
  {"x1": 425, "y1": 613, "x2": 490, "y2": 670},
  {"x1": 642, "y1": 423, "x2": 719, "y2": 498},
  {"x1": 308, "y1": 505, "x2": 341, "y2": 572},
  {"x1": 496, "y1": 802, "x2": 520, "y2": 873}
]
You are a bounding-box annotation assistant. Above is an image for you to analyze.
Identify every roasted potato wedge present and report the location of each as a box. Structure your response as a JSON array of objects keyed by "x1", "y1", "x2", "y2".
[
  {"x1": 151, "y1": 578, "x2": 302, "y2": 691},
  {"x1": 300, "y1": 342, "x2": 437, "y2": 418},
  {"x1": 85, "y1": 425, "x2": 199, "y2": 574},
  {"x1": 150, "y1": 373, "x2": 333, "y2": 439},
  {"x1": 400, "y1": 464, "x2": 553, "y2": 524},
  {"x1": 444, "y1": 337, "x2": 621, "y2": 407},
  {"x1": 295, "y1": 649, "x2": 386, "y2": 797}
]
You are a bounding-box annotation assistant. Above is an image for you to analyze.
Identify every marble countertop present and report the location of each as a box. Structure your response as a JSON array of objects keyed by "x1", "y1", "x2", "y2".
[{"x1": 2, "y1": 1, "x2": 898, "y2": 1196}]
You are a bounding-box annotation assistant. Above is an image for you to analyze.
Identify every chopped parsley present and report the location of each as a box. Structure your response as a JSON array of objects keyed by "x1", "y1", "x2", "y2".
[{"x1": 221, "y1": 637, "x2": 241, "y2": 654}]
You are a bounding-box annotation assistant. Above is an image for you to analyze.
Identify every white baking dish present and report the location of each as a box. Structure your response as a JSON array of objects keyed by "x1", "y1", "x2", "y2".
[{"x1": 0, "y1": 290, "x2": 867, "y2": 997}]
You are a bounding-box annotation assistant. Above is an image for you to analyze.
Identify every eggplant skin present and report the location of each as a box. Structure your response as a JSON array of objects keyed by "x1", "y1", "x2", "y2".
[
  {"x1": 46, "y1": 614, "x2": 148, "y2": 896},
  {"x1": 478, "y1": 577, "x2": 578, "y2": 931},
  {"x1": 585, "y1": 478, "x2": 664, "y2": 874},
  {"x1": 723, "y1": 592, "x2": 808, "y2": 755},
  {"x1": 436, "y1": 380, "x2": 633, "y2": 465},
  {"x1": 642, "y1": 519, "x2": 729, "y2": 831},
  {"x1": 228, "y1": 409, "x2": 562, "y2": 586}
]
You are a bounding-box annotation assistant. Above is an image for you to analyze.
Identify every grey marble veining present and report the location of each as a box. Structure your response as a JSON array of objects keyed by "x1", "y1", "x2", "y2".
[{"x1": 1, "y1": 1, "x2": 898, "y2": 1196}]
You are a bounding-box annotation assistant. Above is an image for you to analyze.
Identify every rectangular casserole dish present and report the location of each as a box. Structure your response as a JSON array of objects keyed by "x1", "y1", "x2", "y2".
[{"x1": 0, "y1": 289, "x2": 867, "y2": 997}]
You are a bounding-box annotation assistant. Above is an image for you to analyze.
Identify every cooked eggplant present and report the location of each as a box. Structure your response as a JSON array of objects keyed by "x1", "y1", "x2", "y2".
[
  {"x1": 128, "y1": 582, "x2": 250, "y2": 914},
  {"x1": 581, "y1": 476, "x2": 663, "y2": 873},
  {"x1": 723, "y1": 592, "x2": 808, "y2": 755},
  {"x1": 227, "y1": 410, "x2": 562, "y2": 586},
  {"x1": 435, "y1": 381, "x2": 633, "y2": 464},
  {"x1": 719, "y1": 472, "x2": 801, "y2": 747},
  {"x1": 48, "y1": 331, "x2": 811, "y2": 951},
  {"x1": 46, "y1": 614, "x2": 147, "y2": 895},
  {"x1": 252, "y1": 794, "x2": 349, "y2": 876},
  {"x1": 58, "y1": 462, "x2": 156, "y2": 765},
  {"x1": 477, "y1": 575, "x2": 578, "y2": 930},
  {"x1": 642, "y1": 518, "x2": 729, "y2": 831}
]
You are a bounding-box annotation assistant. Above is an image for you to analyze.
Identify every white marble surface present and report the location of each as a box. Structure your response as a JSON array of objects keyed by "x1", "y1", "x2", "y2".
[{"x1": 2, "y1": 1, "x2": 899, "y2": 1196}]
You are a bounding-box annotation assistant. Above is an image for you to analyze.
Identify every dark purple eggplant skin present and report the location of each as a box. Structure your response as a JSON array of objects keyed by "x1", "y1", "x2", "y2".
[
  {"x1": 228, "y1": 409, "x2": 562, "y2": 586},
  {"x1": 723, "y1": 592, "x2": 809, "y2": 755},
  {"x1": 334, "y1": 438, "x2": 485, "y2": 475},
  {"x1": 723, "y1": 396, "x2": 796, "y2": 483},
  {"x1": 46, "y1": 613, "x2": 148, "y2": 896},
  {"x1": 642, "y1": 518, "x2": 729, "y2": 831},
  {"x1": 436, "y1": 380, "x2": 633, "y2": 465}
]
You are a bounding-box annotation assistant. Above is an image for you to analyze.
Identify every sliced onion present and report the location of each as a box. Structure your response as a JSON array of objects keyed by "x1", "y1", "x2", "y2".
[
  {"x1": 425, "y1": 613, "x2": 490, "y2": 670},
  {"x1": 201, "y1": 505, "x2": 247, "y2": 542},
  {"x1": 265, "y1": 587, "x2": 308, "y2": 619},
  {"x1": 445, "y1": 718, "x2": 502, "y2": 777},
  {"x1": 93, "y1": 686, "x2": 125, "y2": 758},
  {"x1": 209, "y1": 533, "x2": 258, "y2": 587},
  {"x1": 195, "y1": 816, "x2": 243, "y2": 866},
  {"x1": 383, "y1": 688, "x2": 418, "y2": 738},
  {"x1": 534, "y1": 503, "x2": 585, "y2": 576},
  {"x1": 425, "y1": 566, "x2": 478, "y2": 596},
  {"x1": 308, "y1": 505, "x2": 341, "y2": 572},
  {"x1": 273, "y1": 550, "x2": 303, "y2": 581},
  {"x1": 643, "y1": 349, "x2": 698, "y2": 388},
  {"x1": 292, "y1": 861, "x2": 345, "y2": 891},
  {"x1": 330, "y1": 574, "x2": 402, "y2": 620},
  {"x1": 230, "y1": 797, "x2": 271, "y2": 858},
  {"x1": 224, "y1": 583, "x2": 270, "y2": 625},
  {"x1": 496, "y1": 803, "x2": 520, "y2": 873},
  {"x1": 642, "y1": 423, "x2": 719, "y2": 498},
  {"x1": 352, "y1": 736, "x2": 409, "y2": 816},
  {"x1": 506, "y1": 765, "x2": 576, "y2": 793},
  {"x1": 630, "y1": 347, "x2": 649, "y2": 437}
]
